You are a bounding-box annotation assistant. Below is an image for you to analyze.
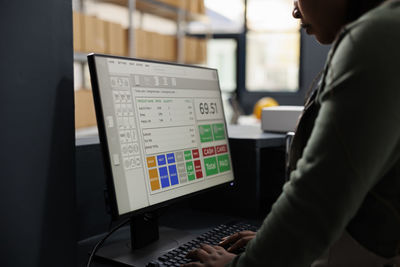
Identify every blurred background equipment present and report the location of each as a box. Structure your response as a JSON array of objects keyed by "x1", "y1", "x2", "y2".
[
  {"x1": 261, "y1": 106, "x2": 303, "y2": 132},
  {"x1": 253, "y1": 96, "x2": 279, "y2": 119}
]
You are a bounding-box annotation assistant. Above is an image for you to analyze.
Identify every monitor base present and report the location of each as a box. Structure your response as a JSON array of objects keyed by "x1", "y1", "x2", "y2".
[{"x1": 96, "y1": 226, "x2": 196, "y2": 266}]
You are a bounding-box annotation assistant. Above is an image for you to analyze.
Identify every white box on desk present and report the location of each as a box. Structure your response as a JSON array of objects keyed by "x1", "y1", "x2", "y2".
[{"x1": 261, "y1": 106, "x2": 303, "y2": 133}]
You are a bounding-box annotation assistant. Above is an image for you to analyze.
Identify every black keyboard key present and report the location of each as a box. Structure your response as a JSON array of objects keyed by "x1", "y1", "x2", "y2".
[{"x1": 158, "y1": 256, "x2": 169, "y2": 262}]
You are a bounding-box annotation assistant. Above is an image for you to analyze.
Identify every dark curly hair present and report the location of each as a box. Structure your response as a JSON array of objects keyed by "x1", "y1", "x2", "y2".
[{"x1": 346, "y1": 0, "x2": 387, "y2": 22}]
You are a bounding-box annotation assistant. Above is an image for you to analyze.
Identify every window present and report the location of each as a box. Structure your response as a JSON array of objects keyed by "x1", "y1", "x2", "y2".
[
  {"x1": 206, "y1": 37, "x2": 238, "y2": 124},
  {"x1": 246, "y1": 0, "x2": 300, "y2": 92},
  {"x1": 207, "y1": 39, "x2": 237, "y2": 93}
]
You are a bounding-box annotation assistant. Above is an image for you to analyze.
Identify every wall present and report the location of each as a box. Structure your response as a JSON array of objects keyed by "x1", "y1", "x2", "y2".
[
  {"x1": 0, "y1": 0, "x2": 76, "y2": 266},
  {"x1": 299, "y1": 30, "x2": 331, "y2": 100}
]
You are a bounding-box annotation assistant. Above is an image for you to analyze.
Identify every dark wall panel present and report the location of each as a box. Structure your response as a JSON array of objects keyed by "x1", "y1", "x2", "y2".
[
  {"x1": 299, "y1": 31, "x2": 331, "y2": 98},
  {"x1": 0, "y1": 0, "x2": 76, "y2": 266}
]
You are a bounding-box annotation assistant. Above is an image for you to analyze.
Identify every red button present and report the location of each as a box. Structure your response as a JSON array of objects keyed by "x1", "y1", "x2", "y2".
[
  {"x1": 194, "y1": 160, "x2": 202, "y2": 171},
  {"x1": 192, "y1": 149, "x2": 200, "y2": 159},
  {"x1": 202, "y1": 146, "x2": 215, "y2": 157},
  {"x1": 196, "y1": 171, "x2": 203, "y2": 179},
  {"x1": 216, "y1": 144, "x2": 228, "y2": 154}
]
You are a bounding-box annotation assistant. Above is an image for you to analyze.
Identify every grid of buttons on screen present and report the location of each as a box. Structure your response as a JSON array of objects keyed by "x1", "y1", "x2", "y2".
[{"x1": 146, "y1": 123, "x2": 231, "y2": 192}]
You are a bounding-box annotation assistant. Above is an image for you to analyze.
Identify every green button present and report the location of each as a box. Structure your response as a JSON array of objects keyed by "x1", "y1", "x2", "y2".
[
  {"x1": 199, "y1": 125, "x2": 213, "y2": 143},
  {"x1": 186, "y1": 161, "x2": 195, "y2": 181},
  {"x1": 212, "y1": 123, "x2": 225, "y2": 141},
  {"x1": 204, "y1": 157, "x2": 219, "y2": 176},
  {"x1": 184, "y1": 150, "x2": 192, "y2": 160},
  {"x1": 217, "y1": 154, "x2": 231, "y2": 173}
]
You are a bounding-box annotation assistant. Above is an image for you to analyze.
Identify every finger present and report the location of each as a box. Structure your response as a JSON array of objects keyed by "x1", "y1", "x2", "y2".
[
  {"x1": 186, "y1": 248, "x2": 209, "y2": 261},
  {"x1": 240, "y1": 230, "x2": 256, "y2": 236},
  {"x1": 199, "y1": 243, "x2": 215, "y2": 253},
  {"x1": 219, "y1": 232, "x2": 240, "y2": 246},
  {"x1": 227, "y1": 238, "x2": 250, "y2": 252},
  {"x1": 219, "y1": 238, "x2": 229, "y2": 243},
  {"x1": 220, "y1": 231, "x2": 252, "y2": 246},
  {"x1": 212, "y1": 245, "x2": 225, "y2": 251},
  {"x1": 181, "y1": 262, "x2": 203, "y2": 267}
]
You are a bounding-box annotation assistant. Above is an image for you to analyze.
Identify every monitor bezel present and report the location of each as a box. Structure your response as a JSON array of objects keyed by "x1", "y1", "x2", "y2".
[{"x1": 88, "y1": 53, "x2": 236, "y2": 220}]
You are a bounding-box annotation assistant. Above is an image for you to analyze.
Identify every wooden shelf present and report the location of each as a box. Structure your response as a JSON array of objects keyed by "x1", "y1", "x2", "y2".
[{"x1": 97, "y1": 0, "x2": 208, "y2": 22}]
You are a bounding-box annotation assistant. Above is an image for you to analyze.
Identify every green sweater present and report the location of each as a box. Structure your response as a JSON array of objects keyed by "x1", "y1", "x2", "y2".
[{"x1": 228, "y1": 1, "x2": 400, "y2": 266}]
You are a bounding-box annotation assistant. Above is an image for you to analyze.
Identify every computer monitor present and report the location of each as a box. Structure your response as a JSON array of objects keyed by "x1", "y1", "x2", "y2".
[{"x1": 88, "y1": 54, "x2": 234, "y2": 264}]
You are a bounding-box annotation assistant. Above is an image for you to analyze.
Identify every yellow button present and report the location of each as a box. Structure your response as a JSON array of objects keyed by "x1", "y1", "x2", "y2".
[
  {"x1": 147, "y1": 156, "x2": 156, "y2": 168},
  {"x1": 148, "y1": 168, "x2": 158, "y2": 179}
]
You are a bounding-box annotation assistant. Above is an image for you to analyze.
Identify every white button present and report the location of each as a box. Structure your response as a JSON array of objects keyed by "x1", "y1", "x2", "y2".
[
  {"x1": 123, "y1": 117, "x2": 130, "y2": 129},
  {"x1": 117, "y1": 78, "x2": 123, "y2": 87},
  {"x1": 113, "y1": 91, "x2": 120, "y2": 103},
  {"x1": 116, "y1": 104, "x2": 122, "y2": 117},
  {"x1": 119, "y1": 131, "x2": 126, "y2": 143},
  {"x1": 135, "y1": 156, "x2": 141, "y2": 167},
  {"x1": 133, "y1": 143, "x2": 139, "y2": 154},
  {"x1": 126, "y1": 92, "x2": 132, "y2": 103},
  {"x1": 129, "y1": 117, "x2": 135, "y2": 128},
  {"x1": 126, "y1": 130, "x2": 132, "y2": 143},
  {"x1": 131, "y1": 130, "x2": 137, "y2": 141},
  {"x1": 106, "y1": 116, "x2": 114, "y2": 128},
  {"x1": 111, "y1": 77, "x2": 117, "y2": 87},
  {"x1": 123, "y1": 78, "x2": 129, "y2": 87},
  {"x1": 171, "y1": 77, "x2": 177, "y2": 86},
  {"x1": 117, "y1": 117, "x2": 124, "y2": 129},
  {"x1": 128, "y1": 106, "x2": 134, "y2": 116},
  {"x1": 122, "y1": 104, "x2": 128, "y2": 116},
  {"x1": 121, "y1": 144, "x2": 129, "y2": 156},
  {"x1": 124, "y1": 157, "x2": 131, "y2": 170},
  {"x1": 134, "y1": 75, "x2": 140, "y2": 85},
  {"x1": 120, "y1": 91, "x2": 127, "y2": 103},
  {"x1": 113, "y1": 154, "x2": 120, "y2": 166},
  {"x1": 154, "y1": 76, "x2": 159, "y2": 86},
  {"x1": 128, "y1": 144, "x2": 134, "y2": 155}
]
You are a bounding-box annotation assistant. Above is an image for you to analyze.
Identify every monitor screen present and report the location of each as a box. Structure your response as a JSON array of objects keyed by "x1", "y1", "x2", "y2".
[{"x1": 88, "y1": 55, "x2": 234, "y2": 216}]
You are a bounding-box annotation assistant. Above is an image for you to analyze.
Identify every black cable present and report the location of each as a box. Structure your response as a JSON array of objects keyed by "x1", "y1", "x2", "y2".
[{"x1": 86, "y1": 218, "x2": 131, "y2": 267}]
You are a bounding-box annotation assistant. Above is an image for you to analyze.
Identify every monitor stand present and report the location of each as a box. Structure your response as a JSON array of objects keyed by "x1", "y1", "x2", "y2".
[{"x1": 96, "y1": 212, "x2": 197, "y2": 266}]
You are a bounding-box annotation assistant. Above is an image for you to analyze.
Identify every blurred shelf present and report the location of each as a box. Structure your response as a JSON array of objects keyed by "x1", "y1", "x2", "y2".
[{"x1": 97, "y1": 0, "x2": 208, "y2": 22}]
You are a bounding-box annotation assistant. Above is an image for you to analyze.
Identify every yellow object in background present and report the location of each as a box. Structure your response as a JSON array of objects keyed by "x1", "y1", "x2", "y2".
[{"x1": 253, "y1": 97, "x2": 279, "y2": 119}]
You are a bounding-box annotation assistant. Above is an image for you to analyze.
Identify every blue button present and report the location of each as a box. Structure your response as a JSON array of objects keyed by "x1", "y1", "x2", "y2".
[
  {"x1": 159, "y1": 167, "x2": 170, "y2": 188},
  {"x1": 167, "y1": 153, "x2": 175, "y2": 164},
  {"x1": 157, "y1": 155, "x2": 166, "y2": 166},
  {"x1": 168, "y1": 165, "x2": 179, "y2": 186}
]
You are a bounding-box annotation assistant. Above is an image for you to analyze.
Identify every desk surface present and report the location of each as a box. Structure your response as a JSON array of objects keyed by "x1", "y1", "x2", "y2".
[{"x1": 227, "y1": 125, "x2": 285, "y2": 148}]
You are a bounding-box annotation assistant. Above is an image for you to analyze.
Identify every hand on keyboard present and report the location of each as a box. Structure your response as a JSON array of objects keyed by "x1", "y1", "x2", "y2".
[
  {"x1": 182, "y1": 243, "x2": 235, "y2": 267},
  {"x1": 218, "y1": 230, "x2": 256, "y2": 253},
  {"x1": 146, "y1": 222, "x2": 258, "y2": 267}
]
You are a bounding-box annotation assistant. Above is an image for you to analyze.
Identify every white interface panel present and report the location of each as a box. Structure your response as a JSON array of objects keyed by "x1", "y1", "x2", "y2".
[{"x1": 92, "y1": 56, "x2": 234, "y2": 215}]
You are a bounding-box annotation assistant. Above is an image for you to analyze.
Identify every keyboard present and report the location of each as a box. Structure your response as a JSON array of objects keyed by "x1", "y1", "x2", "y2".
[{"x1": 146, "y1": 221, "x2": 259, "y2": 267}]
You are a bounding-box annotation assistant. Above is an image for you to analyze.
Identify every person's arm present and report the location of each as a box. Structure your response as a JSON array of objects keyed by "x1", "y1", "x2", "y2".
[{"x1": 228, "y1": 18, "x2": 400, "y2": 267}]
